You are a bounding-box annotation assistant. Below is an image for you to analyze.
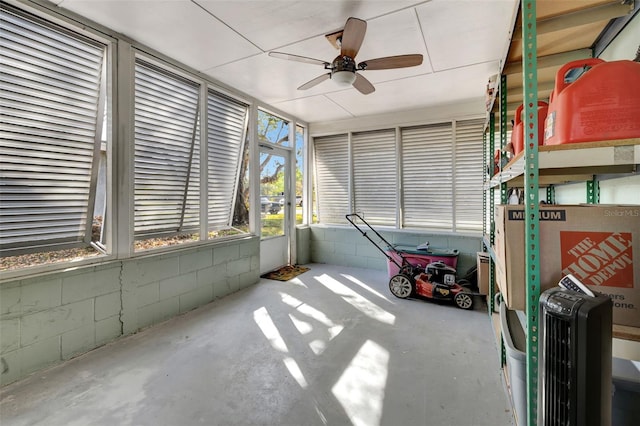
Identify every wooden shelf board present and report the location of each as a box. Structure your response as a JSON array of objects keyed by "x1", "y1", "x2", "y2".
[
  {"x1": 487, "y1": 139, "x2": 640, "y2": 188},
  {"x1": 613, "y1": 325, "x2": 640, "y2": 342}
]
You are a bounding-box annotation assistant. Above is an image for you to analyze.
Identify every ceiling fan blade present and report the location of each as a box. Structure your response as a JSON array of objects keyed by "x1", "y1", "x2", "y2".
[
  {"x1": 358, "y1": 54, "x2": 424, "y2": 70},
  {"x1": 269, "y1": 51, "x2": 329, "y2": 66},
  {"x1": 340, "y1": 17, "x2": 367, "y2": 58},
  {"x1": 298, "y1": 73, "x2": 331, "y2": 90},
  {"x1": 353, "y1": 73, "x2": 375, "y2": 95}
]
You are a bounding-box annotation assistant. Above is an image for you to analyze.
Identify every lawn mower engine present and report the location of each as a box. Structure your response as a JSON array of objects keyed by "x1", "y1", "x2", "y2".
[{"x1": 414, "y1": 261, "x2": 474, "y2": 310}]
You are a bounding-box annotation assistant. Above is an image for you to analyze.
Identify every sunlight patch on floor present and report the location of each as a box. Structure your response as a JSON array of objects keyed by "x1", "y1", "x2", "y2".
[
  {"x1": 288, "y1": 314, "x2": 313, "y2": 335},
  {"x1": 280, "y1": 291, "x2": 344, "y2": 355},
  {"x1": 332, "y1": 340, "x2": 390, "y2": 426},
  {"x1": 341, "y1": 273, "x2": 394, "y2": 303},
  {"x1": 253, "y1": 306, "x2": 288, "y2": 353},
  {"x1": 254, "y1": 306, "x2": 310, "y2": 389},
  {"x1": 283, "y1": 357, "x2": 308, "y2": 389},
  {"x1": 315, "y1": 274, "x2": 396, "y2": 325}
]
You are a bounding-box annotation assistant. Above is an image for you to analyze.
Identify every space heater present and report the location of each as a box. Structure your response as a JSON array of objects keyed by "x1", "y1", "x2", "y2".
[{"x1": 538, "y1": 287, "x2": 612, "y2": 426}]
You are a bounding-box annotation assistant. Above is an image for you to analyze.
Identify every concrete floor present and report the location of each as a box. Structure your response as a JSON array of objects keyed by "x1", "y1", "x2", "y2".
[{"x1": 0, "y1": 264, "x2": 514, "y2": 426}]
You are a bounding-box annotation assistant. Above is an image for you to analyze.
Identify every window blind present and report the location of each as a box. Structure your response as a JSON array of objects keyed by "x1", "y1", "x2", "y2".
[
  {"x1": 134, "y1": 60, "x2": 200, "y2": 237},
  {"x1": 207, "y1": 90, "x2": 248, "y2": 230},
  {"x1": 454, "y1": 119, "x2": 484, "y2": 231},
  {"x1": 401, "y1": 123, "x2": 453, "y2": 230},
  {"x1": 314, "y1": 134, "x2": 349, "y2": 224},
  {"x1": 0, "y1": 6, "x2": 105, "y2": 253},
  {"x1": 352, "y1": 129, "x2": 396, "y2": 225}
]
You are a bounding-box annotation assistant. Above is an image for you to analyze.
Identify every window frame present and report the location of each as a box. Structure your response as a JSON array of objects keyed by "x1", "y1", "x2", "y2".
[
  {"x1": 132, "y1": 57, "x2": 202, "y2": 243},
  {"x1": 312, "y1": 118, "x2": 485, "y2": 235},
  {"x1": 0, "y1": 2, "x2": 116, "y2": 274}
]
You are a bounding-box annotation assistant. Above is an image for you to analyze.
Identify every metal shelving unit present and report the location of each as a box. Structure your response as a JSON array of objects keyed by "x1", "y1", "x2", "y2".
[{"x1": 482, "y1": 2, "x2": 638, "y2": 425}]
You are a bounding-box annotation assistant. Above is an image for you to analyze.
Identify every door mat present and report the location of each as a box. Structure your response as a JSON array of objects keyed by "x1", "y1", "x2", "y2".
[{"x1": 261, "y1": 265, "x2": 310, "y2": 281}]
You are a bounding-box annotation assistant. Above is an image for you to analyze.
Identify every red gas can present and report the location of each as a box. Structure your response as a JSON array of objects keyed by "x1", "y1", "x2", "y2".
[
  {"x1": 511, "y1": 101, "x2": 548, "y2": 155},
  {"x1": 544, "y1": 58, "x2": 640, "y2": 145}
]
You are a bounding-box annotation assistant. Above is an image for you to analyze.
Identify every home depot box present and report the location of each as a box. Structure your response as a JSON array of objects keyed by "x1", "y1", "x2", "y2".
[
  {"x1": 477, "y1": 252, "x2": 491, "y2": 295},
  {"x1": 494, "y1": 204, "x2": 640, "y2": 327}
]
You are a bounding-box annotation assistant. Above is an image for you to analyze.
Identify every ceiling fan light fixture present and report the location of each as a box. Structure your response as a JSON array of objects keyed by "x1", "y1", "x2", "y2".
[{"x1": 332, "y1": 70, "x2": 356, "y2": 86}]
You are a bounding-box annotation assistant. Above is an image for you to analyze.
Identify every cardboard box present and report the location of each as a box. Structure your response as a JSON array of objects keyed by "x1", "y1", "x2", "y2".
[
  {"x1": 494, "y1": 204, "x2": 640, "y2": 327},
  {"x1": 477, "y1": 252, "x2": 491, "y2": 295}
]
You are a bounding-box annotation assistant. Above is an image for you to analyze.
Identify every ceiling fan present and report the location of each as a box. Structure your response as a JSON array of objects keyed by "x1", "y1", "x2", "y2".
[{"x1": 269, "y1": 17, "x2": 423, "y2": 94}]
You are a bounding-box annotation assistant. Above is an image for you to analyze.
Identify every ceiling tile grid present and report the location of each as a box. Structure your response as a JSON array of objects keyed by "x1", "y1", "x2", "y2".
[{"x1": 55, "y1": 0, "x2": 520, "y2": 123}]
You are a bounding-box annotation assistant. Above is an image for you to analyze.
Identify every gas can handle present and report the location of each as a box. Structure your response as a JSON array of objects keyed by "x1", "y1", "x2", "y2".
[
  {"x1": 514, "y1": 104, "x2": 523, "y2": 126},
  {"x1": 514, "y1": 101, "x2": 548, "y2": 126},
  {"x1": 555, "y1": 58, "x2": 604, "y2": 95}
]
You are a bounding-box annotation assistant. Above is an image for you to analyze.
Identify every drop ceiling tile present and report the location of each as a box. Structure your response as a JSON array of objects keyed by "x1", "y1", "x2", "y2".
[
  {"x1": 353, "y1": 9, "x2": 433, "y2": 82},
  {"x1": 204, "y1": 50, "x2": 344, "y2": 105},
  {"x1": 194, "y1": 0, "x2": 429, "y2": 51},
  {"x1": 325, "y1": 61, "x2": 498, "y2": 118},
  {"x1": 417, "y1": 0, "x2": 518, "y2": 71},
  {"x1": 59, "y1": 0, "x2": 261, "y2": 70},
  {"x1": 273, "y1": 95, "x2": 356, "y2": 123}
]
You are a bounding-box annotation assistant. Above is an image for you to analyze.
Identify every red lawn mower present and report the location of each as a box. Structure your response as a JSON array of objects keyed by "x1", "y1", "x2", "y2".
[
  {"x1": 388, "y1": 261, "x2": 475, "y2": 310},
  {"x1": 346, "y1": 213, "x2": 476, "y2": 310}
]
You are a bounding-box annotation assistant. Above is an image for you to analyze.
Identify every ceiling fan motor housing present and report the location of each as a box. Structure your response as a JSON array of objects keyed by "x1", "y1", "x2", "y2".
[{"x1": 333, "y1": 55, "x2": 357, "y2": 73}]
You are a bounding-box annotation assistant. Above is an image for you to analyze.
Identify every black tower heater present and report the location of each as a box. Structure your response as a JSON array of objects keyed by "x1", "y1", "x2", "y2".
[{"x1": 538, "y1": 287, "x2": 612, "y2": 426}]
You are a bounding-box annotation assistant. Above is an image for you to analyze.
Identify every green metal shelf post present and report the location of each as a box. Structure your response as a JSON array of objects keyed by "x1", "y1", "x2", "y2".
[
  {"x1": 522, "y1": 1, "x2": 541, "y2": 425},
  {"x1": 546, "y1": 184, "x2": 555, "y2": 204},
  {"x1": 500, "y1": 74, "x2": 509, "y2": 205},
  {"x1": 488, "y1": 113, "x2": 496, "y2": 314},
  {"x1": 483, "y1": 131, "x2": 488, "y2": 238},
  {"x1": 587, "y1": 176, "x2": 600, "y2": 204}
]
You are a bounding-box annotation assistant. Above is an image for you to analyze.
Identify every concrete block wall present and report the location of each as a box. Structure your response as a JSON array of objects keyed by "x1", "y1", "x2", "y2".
[
  {"x1": 295, "y1": 225, "x2": 311, "y2": 265},
  {"x1": 0, "y1": 236, "x2": 259, "y2": 386},
  {"x1": 309, "y1": 224, "x2": 482, "y2": 275}
]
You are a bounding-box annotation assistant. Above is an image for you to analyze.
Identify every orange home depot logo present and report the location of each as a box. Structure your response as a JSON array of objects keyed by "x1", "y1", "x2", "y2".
[{"x1": 561, "y1": 231, "x2": 633, "y2": 288}]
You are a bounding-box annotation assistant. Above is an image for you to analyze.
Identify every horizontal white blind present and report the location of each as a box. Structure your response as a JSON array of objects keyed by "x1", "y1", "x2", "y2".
[
  {"x1": 0, "y1": 7, "x2": 104, "y2": 252},
  {"x1": 454, "y1": 119, "x2": 484, "y2": 231},
  {"x1": 134, "y1": 61, "x2": 200, "y2": 237},
  {"x1": 314, "y1": 134, "x2": 349, "y2": 224},
  {"x1": 207, "y1": 91, "x2": 248, "y2": 230},
  {"x1": 352, "y1": 129, "x2": 396, "y2": 225},
  {"x1": 401, "y1": 123, "x2": 453, "y2": 229}
]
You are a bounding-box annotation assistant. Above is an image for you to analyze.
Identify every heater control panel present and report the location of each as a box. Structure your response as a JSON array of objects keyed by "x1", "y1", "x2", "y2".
[{"x1": 544, "y1": 290, "x2": 582, "y2": 316}]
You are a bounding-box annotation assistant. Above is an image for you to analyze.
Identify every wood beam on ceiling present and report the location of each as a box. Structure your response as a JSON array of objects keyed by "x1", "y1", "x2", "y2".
[
  {"x1": 503, "y1": 48, "x2": 592, "y2": 75},
  {"x1": 511, "y1": 1, "x2": 634, "y2": 40}
]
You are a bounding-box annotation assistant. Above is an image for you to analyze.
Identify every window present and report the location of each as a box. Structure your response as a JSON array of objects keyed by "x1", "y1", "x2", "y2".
[
  {"x1": 257, "y1": 110, "x2": 290, "y2": 234},
  {"x1": 258, "y1": 109, "x2": 289, "y2": 147},
  {"x1": 0, "y1": 6, "x2": 107, "y2": 263},
  {"x1": 454, "y1": 119, "x2": 484, "y2": 231},
  {"x1": 133, "y1": 62, "x2": 250, "y2": 250},
  {"x1": 295, "y1": 125, "x2": 304, "y2": 225},
  {"x1": 352, "y1": 129, "x2": 396, "y2": 225},
  {"x1": 133, "y1": 60, "x2": 200, "y2": 247},
  {"x1": 313, "y1": 134, "x2": 349, "y2": 224},
  {"x1": 401, "y1": 123, "x2": 453, "y2": 229},
  {"x1": 312, "y1": 119, "x2": 484, "y2": 233},
  {"x1": 207, "y1": 90, "x2": 248, "y2": 232}
]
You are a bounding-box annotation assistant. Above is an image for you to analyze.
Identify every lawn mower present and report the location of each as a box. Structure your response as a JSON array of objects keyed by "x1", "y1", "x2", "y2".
[
  {"x1": 346, "y1": 213, "x2": 477, "y2": 310},
  {"x1": 389, "y1": 261, "x2": 475, "y2": 310}
]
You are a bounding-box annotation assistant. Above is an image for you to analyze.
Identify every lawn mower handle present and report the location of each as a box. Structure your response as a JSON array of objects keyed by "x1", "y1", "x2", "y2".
[{"x1": 345, "y1": 213, "x2": 403, "y2": 269}]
